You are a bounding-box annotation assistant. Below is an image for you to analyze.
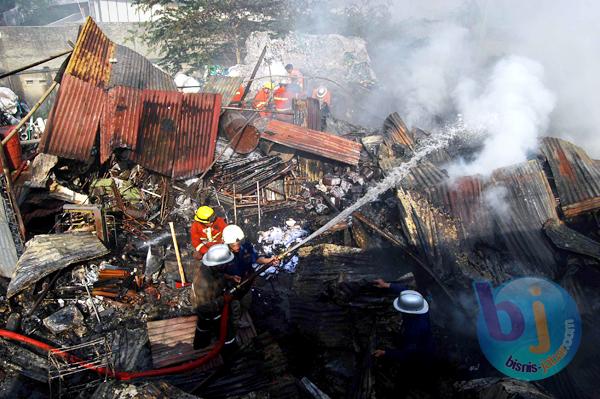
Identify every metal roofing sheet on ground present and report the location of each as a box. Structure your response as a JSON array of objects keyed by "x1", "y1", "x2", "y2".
[
  {"x1": 100, "y1": 86, "x2": 142, "y2": 163},
  {"x1": 539, "y1": 136, "x2": 600, "y2": 217},
  {"x1": 39, "y1": 74, "x2": 105, "y2": 161},
  {"x1": 65, "y1": 16, "x2": 114, "y2": 87},
  {"x1": 0, "y1": 195, "x2": 18, "y2": 278},
  {"x1": 203, "y1": 75, "x2": 244, "y2": 107},
  {"x1": 108, "y1": 44, "x2": 176, "y2": 91},
  {"x1": 263, "y1": 119, "x2": 362, "y2": 165},
  {"x1": 174, "y1": 93, "x2": 221, "y2": 178}
]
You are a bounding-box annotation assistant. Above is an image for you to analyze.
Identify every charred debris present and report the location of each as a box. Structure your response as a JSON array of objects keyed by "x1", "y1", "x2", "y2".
[{"x1": 1, "y1": 17, "x2": 600, "y2": 399}]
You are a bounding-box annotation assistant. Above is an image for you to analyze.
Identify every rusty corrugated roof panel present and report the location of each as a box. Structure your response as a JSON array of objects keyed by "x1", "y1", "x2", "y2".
[
  {"x1": 129, "y1": 91, "x2": 221, "y2": 179},
  {"x1": 539, "y1": 137, "x2": 600, "y2": 218},
  {"x1": 100, "y1": 86, "x2": 142, "y2": 163},
  {"x1": 66, "y1": 17, "x2": 114, "y2": 87},
  {"x1": 0, "y1": 195, "x2": 19, "y2": 279},
  {"x1": 173, "y1": 93, "x2": 221, "y2": 178},
  {"x1": 203, "y1": 76, "x2": 244, "y2": 107},
  {"x1": 263, "y1": 120, "x2": 362, "y2": 165},
  {"x1": 108, "y1": 44, "x2": 176, "y2": 91},
  {"x1": 383, "y1": 112, "x2": 414, "y2": 149},
  {"x1": 40, "y1": 74, "x2": 105, "y2": 161},
  {"x1": 397, "y1": 160, "x2": 560, "y2": 293},
  {"x1": 131, "y1": 90, "x2": 182, "y2": 176}
]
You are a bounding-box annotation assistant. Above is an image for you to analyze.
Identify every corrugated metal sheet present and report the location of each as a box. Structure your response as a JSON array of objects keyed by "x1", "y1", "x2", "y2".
[
  {"x1": 539, "y1": 137, "x2": 600, "y2": 217},
  {"x1": 0, "y1": 195, "x2": 18, "y2": 278},
  {"x1": 66, "y1": 16, "x2": 114, "y2": 87},
  {"x1": 108, "y1": 44, "x2": 176, "y2": 91},
  {"x1": 100, "y1": 86, "x2": 142, "y2": 163},
  {"x1": 7, "y1": 232, "x2": 109, "y2": 298},
  {"x1": 39, "y1": 74, "x2": 105, "y2": 161},
  {"x1": 203, "y1": 76, "x2": 244, "y2": 107},
  {"x1": 131, "y1": 90, "x2": 182, "y2": 176},
  {"x1": 263, "y1": 120, "x2": 362, "y2": 165},
  {"x1": 396, "y1": 160, "x2": 560, "y2": 295},
  {"x1": 306, "y1": 97, "x2": 322, "y2": 131},
  {"x1": 382, "y1": 112, "x2": 414, "y2": 149},
  {"x1": 174, "y1": 93, "x2": 221, "y2": 178},
  {"x1": 129, "y1": 91, "x2": 221, "y2": 179}
]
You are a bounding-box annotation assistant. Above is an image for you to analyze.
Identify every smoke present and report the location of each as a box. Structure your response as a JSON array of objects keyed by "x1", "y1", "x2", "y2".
[
  {"x1": 295, "y1": 0, "x2": 600, "y2": 172},
  {"x1": 448, "y1": 56, "x2": 555, "y2": 177}
]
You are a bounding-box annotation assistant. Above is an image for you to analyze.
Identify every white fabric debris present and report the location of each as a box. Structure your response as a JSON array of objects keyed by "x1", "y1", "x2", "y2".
[{"x1": 257, "y1": 224, "x2": 308, "y2": 276}]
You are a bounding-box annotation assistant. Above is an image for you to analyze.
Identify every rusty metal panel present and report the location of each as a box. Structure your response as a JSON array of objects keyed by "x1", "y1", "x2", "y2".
[
  {"x1": 306, "y1": 97, "x2": 322, "y2": 131},
  {"x1": 263, "y1": 120, "x2": 362, "y2": 165},
  {"x1": 40, "y1": 74, "x2": 105, "y2": 161},
  {"x1": 383, "y1": 112, "x2": 414, "y2": 149},
  {"x1": 66, "y1": 17, "x2": 114, "y2": 87},
  {"x1": 203, "y1": 76, "x2": 244, "y2": 107},
  {"x1": 539, "y1": 137, "x2": 600, "y2": 217},
  {"x1": 173, "y1": 93, "x2": 221, "y2": 179},
  {"x1": 131, "y1": 90, "x2": 182, "y2": 176},
  {"x1": 0, "y1": 195, "x2": 19, "y2": 278},
  {"x1": 100, "y1": 86, "x2": 142, "y2": 163},
  {"x1": 108, "y1": 44, "x2": 176, "y2": 91}
]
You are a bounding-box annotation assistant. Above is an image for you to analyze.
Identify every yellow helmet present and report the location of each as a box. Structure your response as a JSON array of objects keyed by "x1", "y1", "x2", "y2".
[
  {"x1": 263, "y1": 82, "x2": 275, "y2": 90},
  {"x1": 194, "y1": 206, "x2": 215, "y2": 223}
]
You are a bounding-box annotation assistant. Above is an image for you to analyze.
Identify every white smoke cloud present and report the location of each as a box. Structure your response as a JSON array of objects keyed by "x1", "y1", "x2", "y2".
[{"x1": 448, "y1": 56, "x2": 556, "y2": 177}]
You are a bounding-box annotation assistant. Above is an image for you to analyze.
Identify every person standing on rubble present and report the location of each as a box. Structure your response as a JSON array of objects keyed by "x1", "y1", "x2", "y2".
[
  {"x1": 191, "y1": 206, "x2": 227, "y2": 260},
  {"x1": 285, "y1": 64, "x2": 304, "y2": 90},
  {"x1": 252, "y1": 82, "x2": 274, "y2": 117},
  {"x1": 273, "y1": 80, "x2": 294, "y2": 122},
  {"x1": 222, "y1": 224, "x2": 279, "y2": 285},
  {"x1": 372, "y1": 279, "x2": 435, "y2": 364},
  {"x1": 191, "y1": 244, "x2": 239, "y2": 351}
]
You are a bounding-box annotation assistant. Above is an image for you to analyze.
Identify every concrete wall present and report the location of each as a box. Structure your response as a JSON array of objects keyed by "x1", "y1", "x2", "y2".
[{"x1": 0, "y1": 22, "x2": 159, "y2": 109}]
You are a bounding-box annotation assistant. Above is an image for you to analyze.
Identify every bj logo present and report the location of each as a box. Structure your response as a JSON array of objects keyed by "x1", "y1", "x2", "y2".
[{"x1": 474, "y1": 277, "x2": 581, "y2": 380}]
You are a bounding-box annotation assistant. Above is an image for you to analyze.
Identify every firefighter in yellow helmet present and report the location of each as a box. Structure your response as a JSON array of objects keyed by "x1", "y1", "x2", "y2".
[{"x1": 190, "y1": 206, "x2": 227, "y2": 260}]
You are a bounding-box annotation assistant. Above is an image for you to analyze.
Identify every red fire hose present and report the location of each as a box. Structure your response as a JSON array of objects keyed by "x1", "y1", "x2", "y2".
[{"x1": 0, "y1": 295, "x2": 232, "y2": 381}]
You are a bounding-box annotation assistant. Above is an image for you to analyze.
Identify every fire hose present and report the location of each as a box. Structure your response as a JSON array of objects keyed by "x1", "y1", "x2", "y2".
[{"x1": 0, "y1": 295, "x2": 232, "y2": 381}]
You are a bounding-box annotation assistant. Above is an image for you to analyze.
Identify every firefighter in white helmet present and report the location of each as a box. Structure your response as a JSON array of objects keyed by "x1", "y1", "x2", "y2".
[{"x1": 222, "y1": 224, "x2": 279, "y2": 284}]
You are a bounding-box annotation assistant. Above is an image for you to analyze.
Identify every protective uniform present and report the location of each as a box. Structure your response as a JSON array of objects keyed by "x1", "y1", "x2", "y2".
[{"x1": 190, "y1": 206, "x2": 227, "y2": 257}]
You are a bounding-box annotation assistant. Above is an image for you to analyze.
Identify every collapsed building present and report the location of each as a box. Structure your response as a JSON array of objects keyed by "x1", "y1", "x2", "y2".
[{"x1": 0, "y1": 16, "x2": 600, "y2": 399}]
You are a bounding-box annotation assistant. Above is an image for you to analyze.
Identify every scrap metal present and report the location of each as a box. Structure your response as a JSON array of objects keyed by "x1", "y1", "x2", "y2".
[
  {"x1": 203, "y1": 76, "x2": 244, "y2": 107},
  {"x1": 263, "y1": 120, "x2": 362, "y2": 165},
  {"x1": 539, "y1": 136, "x2": 600, "y2": 218}
]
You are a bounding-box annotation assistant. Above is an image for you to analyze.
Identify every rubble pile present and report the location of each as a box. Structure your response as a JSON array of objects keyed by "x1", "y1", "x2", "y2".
[{"x1": 1, "y1": 16, "x2": 600, "y2": 399}]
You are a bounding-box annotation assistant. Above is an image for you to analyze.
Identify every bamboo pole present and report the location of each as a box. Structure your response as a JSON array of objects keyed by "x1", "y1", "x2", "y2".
[
  {"x1": 0, "y1": 142, "x2": 26, "y2": 240},
  {"x1": 256, "y1": 181, "x2": 261, "y2": 228},
  {"x1": 0, "y1": 50, "x2": 72, "y2": 80},
  {"x1": 2, "y1": 81, "x2": 59, "y2": 146},
  {"x1": 169, "y1": 222, "x2": 186, "y2": 285}
]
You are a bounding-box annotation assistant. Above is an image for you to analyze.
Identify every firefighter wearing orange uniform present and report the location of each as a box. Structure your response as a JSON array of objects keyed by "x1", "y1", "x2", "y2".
[
  {"x1": 231, "y1": 85, "x2": 245, "y2": 103},
  {"x1": 312, "y1": 86, "x2": 331, "y2": 107},
  {"x1": 190, "y1": 206, "x2": 228, "y2": 259},
  {"x1": 285, "y1": 64, "x2": 304, "y2": 90},
  {"x1": 252, "y1": 82, "x2": 275, "y2": 117},
  {"x1": 273, "y1": 81, "x2": 295, "y2": 122}
]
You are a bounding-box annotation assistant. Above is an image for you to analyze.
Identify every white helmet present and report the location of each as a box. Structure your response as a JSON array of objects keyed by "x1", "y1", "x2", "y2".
[
  {"x1": 223, "y1": 224, "x2": 245, "y2": 244},
  {"x1": 316, "y1": 86, "x2": 327, "y2": 98}
]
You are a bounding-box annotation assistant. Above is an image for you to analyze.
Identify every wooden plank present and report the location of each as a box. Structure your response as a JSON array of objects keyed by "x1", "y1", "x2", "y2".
[{"x1": 147, "y1": 315, "x2": 197, "y2": 329}]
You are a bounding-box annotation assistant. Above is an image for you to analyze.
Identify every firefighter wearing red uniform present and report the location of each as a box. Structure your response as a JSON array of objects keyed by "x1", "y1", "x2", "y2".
[
  {"x1": 252, "y1": 82, "x2": 275, "y2": 117},
  {"x1": 312, "y1": 86, "x2": 331, "y2": 107},
  {"x1": 273, "y1": 82, "x2": 294, "y2": 122},
  {"x1": 285, "y1": 64, "x2": 304, "y2": 90},
  {"x1": 191, "y1": 206, "x2": 227, "y2": 259},
  {"x1": 231, "y1": 85, "x2": 245, "y2": 103}
]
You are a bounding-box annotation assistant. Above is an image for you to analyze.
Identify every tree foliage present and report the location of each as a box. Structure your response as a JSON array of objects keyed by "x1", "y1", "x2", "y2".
[{"x1": 133, "y1": 0, "x2": 295, "y2": 72}]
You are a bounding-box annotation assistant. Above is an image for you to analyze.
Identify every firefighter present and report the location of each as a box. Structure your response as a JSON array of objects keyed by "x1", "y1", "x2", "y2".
[
  {"x1": 191, "y1": 244, "x2": 238, "y2": 350},
  {"x1": 285, "y1": 63, "x2": 304, "y2": 90},
  {"x1": 252, "y1": 82, "x2": 275, "y2": 117},
  {"x1": 190, "y1": 206, "x2": 227, "y2": 260},
  {"x1": 230, "y1": 84, "x2": 245, "y2": 103},
  {"x1": 222, "y1": 224, "x2": 279, "y2": 284},
  {"x1": 273, "y1": 81, "x2": 294, "y2": 122},
  {"x1": 312, "y1": 86, "x2": 331, "y2": 108},
  {"x1": 372, "y1": 279, "x2": 435, "y2": 363}
]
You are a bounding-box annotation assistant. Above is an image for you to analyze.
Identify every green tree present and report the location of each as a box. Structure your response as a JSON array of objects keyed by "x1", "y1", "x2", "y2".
[{"x1": 132, "y1": 0, "x2": 295, "y2": 72}]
